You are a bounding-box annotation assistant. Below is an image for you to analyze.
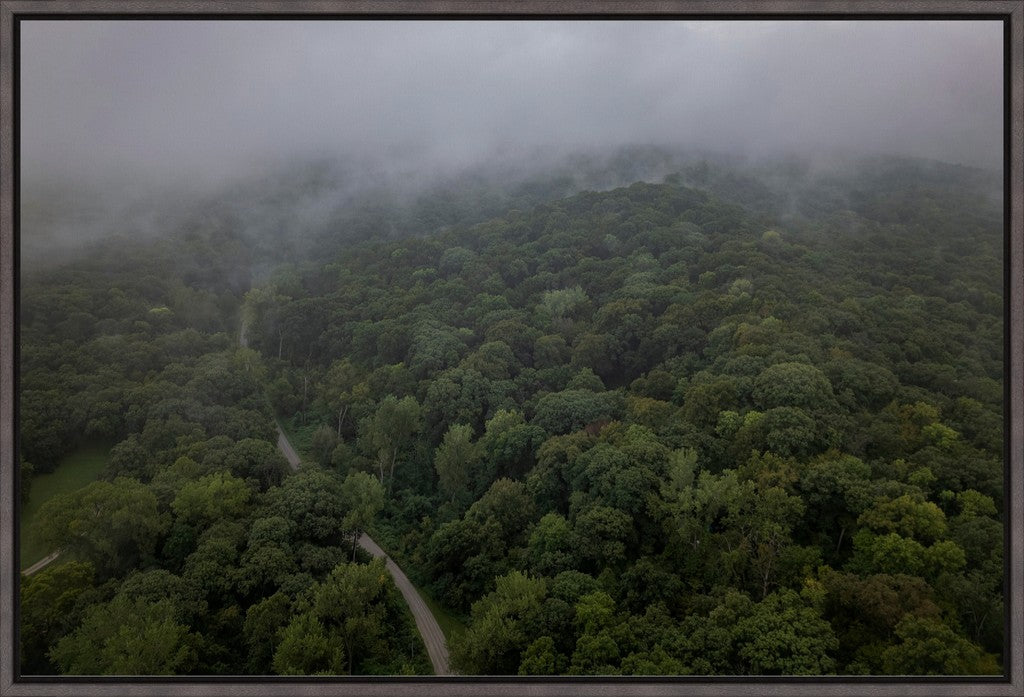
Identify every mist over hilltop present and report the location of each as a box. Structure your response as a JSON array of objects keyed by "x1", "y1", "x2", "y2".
[{"x1": 19, "y1": 20, "x2": 1003, "y2": 261}]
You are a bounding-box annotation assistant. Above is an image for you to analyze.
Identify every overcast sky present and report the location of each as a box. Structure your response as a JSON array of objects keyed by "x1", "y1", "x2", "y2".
[{"x1": 20, "y1": 19, "x2": 1003, "y2": 190}]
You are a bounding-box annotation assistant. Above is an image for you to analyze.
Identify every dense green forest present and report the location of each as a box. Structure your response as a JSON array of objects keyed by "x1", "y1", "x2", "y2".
[{"x1": 19, "y1": 151, "x2": 1004, "y2": 675}]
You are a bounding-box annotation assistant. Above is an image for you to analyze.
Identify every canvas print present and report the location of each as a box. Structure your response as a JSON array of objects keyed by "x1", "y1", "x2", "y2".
[{"x1": 16, "y1": 19, "x2": 1005, "y2": 677}]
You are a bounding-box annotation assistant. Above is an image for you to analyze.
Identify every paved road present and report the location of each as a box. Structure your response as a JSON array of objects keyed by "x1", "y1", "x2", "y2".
[
  {"x1": 272, "y1": 418, "x2": 451, "y2": 675},
  {"x1": 22, "y1": 551, "x2": 60, "y2": 576}
]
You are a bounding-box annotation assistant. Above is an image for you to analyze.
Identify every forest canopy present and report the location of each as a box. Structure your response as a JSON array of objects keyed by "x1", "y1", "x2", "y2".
[{"x1": 18, "y1": 150, "x2": 1004, "y2": 676}]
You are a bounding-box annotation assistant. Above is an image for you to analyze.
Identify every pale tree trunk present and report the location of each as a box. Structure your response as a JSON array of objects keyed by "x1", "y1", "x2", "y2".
[
  {"x1": 337, "y1": 405, "x2": 348, "y2": 437},
  {"x1": 835, "y1": 526, "x2": 846, "y2": 554},
  {"x1": 387, "y1": 450, "x2": 398, "y2": 495}
]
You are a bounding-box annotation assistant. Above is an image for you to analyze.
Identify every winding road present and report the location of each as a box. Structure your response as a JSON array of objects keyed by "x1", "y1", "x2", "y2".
[
  {"x1": 272, "y1": 422, "x2": 451, "y2": 675},
  {"x1": 26, "y1": 316, "x2": 453, "y2": 674},
  {"x1": 358, "y1": 534, "x2": 451, "y2": 675}
]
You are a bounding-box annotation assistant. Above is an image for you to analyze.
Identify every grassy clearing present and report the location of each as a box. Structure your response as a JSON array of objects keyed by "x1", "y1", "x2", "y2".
[{"x1": 20, "y1": 441, "x2": 111, "y2": 570}]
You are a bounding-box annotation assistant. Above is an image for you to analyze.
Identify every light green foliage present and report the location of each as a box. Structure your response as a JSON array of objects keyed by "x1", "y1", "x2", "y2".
[
  {"x1": 847, "y1": 530, "x2": 965, "y2": 579},
  {"x1": 527, "y1": 513, "x2": 577, "y2": 576},
  {"x1": 426, "y1": 479, "x2": 537, "y2": 611},
  {"x1": 858, "y1": 494, "x2": 947, "y2": 543},
  {"x1": 955, "y1": 489, "x2": 998, "y2": 520},
  {"x1": 238, "y1": 516, "x2": 297, "y2": 595},
  {"x1": 479, "y1": 409, "x2": 546, "y2": 486},
  {"x1": 573, "y1": 505, "x2": 633, "y2": 572},
  {"x1": 182, "y1": 520, "x2": 246, "y2": 599},
  {"x1": 262, "y1": 467, "x2": 347, "y2": 545},
  {"x1": 358, "y1": 395, "x2": 422, "y2": 491},
  {"x1": 434, "y1": 424, "x2": 482, "y2": 503},
  {"x1": 538, "y1": 287, "x2": 590, "y2": 333},
  {"x1": 731, "y1": 590, "x2": 838, "y2": 674},
  {"x1": 461, "y1": 341, "x2": 520, "y2": 381},
  {"x1": 171, "y1": 471, "x2": 252, "y2": 527},
  {"x1": 452, "y1": 571, "x2": 547, "y2": 674},
  {"x1": 220, "y1": 438, "x2": 288, "y2": 490},
  {"x1": 271, "y1": 558, "x2": 419, "y2": 675},
  {"x1": 311, "y1": 424, "x2": 340, "y2": 467}
]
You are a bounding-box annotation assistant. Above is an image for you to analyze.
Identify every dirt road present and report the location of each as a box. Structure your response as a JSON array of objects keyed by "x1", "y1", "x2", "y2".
[
  {"x1": 276, "y1": 425, "x2": 301, "y2": 471},
  {"x1": 273, "y1": 422, "x2": 451, "y2": 675},
  {"x1": 358, "y1": 533, "x2": 451, "y2": 675},
  {"x1": 22, "y1": 551, "x2": 60, "y2": 576}
]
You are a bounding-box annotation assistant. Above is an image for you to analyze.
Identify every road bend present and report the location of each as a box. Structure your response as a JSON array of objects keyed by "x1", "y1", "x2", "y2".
[{"x1": 271, "y1": 401, "x2": 452, "y2": 675}]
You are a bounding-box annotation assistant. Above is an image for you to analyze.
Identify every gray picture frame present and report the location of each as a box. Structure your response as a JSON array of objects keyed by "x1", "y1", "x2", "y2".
[{"x1": 1, "y1": 2, "x2": 1021, "y2": 696}]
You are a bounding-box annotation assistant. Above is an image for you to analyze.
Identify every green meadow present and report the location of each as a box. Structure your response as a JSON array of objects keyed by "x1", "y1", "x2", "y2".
[{"x1": 20, "y1": 442, "x2": 110, "y2": 570}]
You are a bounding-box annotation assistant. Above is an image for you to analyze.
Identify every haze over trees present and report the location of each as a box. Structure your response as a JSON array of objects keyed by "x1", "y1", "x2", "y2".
[
  {"x1": 14, "y1": 16, "x2": 1006, "y2": 680},
  {"x1": 19, "y1": 146, "x2": 1004, "y2": 676}
]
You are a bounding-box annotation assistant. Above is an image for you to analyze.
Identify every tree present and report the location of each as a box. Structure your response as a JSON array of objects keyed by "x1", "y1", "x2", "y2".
[
  {"x1": 272, "y1": 611, "x2": 345, "y2": 676},
  {"x1": 425, "y1": 479, "x2": 537, "y2": 611},
  {"x1": 313, "y1": 560, "x2": 392, "y2": 674},
  {"x1": 321, "y1": 358, "x2": 360, "y2": 436},
  {"x1": 532, "y1": 389, "x2": 620, "y2": 435},
  {"x1": 243, "y1": 591, "x2": 292, "y2": 673},
  {"x1": 527, "y1": 513, "x2": 578, "y2": 576},
  {"x1": 221, "y1": 438, "x2": 289, "y2": 491},
  {"x1": 238, "y1": 516, "x2": 298, "y2": 596},
  {"x1": 182, "y1": 520, "x2": 246, "y2": 601},
  {"x1": 50, "y1": 595, "x2": 198, "y2": 675},
  {"x1": 731, "y1": 589, "x2": 838, "y2": 674},
  {"x1": 20, "y1": 561, "x2": 96, "y2": 674},
  {"x1": 573, "y1": 505, "x2": 634, "y2": 573},
  {"x1": 798, "y1": 452, "x2": 873, "y2": 556},
  {"x1": 263, "y1": 467, "x2": 346, "y2": 545},
  {"x1": 358, "y1": 395, "x2": 422, "y2": 493},
  {"x1": 678, "y1": 589, "x2": 837, "y2": 675},
  {"x1": 103, "y1": 435, "x2": 156, "y2": 482},
  {"x1": 20, "y1": 458, "x2": 34, "y2": 506},
  {"x1": 479, "y1": 409, "x2": 546, "y2": 486},
  {"x1": 858, "y1": 494, "x2": 948, "y2": 544},
  {"x1": 171, "y1": 471, "x2": 252, "y2": 527},
  {"x1": 452, "y1": 571, "x2": 547, "y2": 674},
  {"x1": 311, "y1": 424, "x2": 340, "y2": 467},
  {"x1": 434, "y1": 424, "x2": 481, "y2": 504},
  {"x1": 340, "y1": 472, "x2": 385, "y2": 560},
  {"x1": 881, "y1": 616, "x2": 999, "y2": 675},
  {"x1": 519, "y1": 636, "x2": 566, "y2": 675},
  {"x1": 33, "y1": 477, "x2": 168, "y2": 577},
  {"x1": 752, "y1": 362, "x2": 837, "y2": 411}
]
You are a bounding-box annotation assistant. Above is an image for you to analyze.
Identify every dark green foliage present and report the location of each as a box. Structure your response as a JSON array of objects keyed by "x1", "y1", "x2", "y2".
[{"x1": 20, "y1": 151, "x2": 1003, "y2": 676}]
